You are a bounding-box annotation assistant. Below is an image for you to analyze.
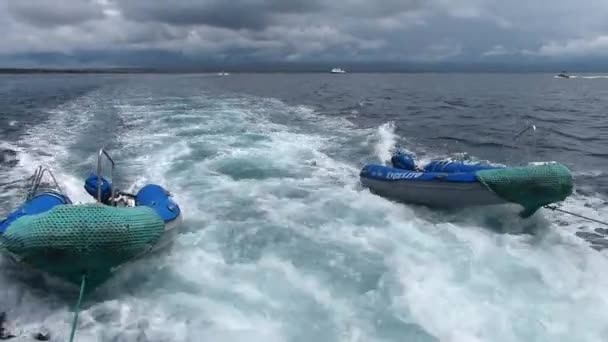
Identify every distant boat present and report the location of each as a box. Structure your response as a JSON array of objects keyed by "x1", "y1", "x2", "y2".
[
  {"x1": 556, "y1": 71, "x2": 571, "y2": 79},
  {"x1": 330, "y1": 67, "x2": 346, "y2": 74},
  {"x1": 217, "y1": 71, "x2": 230, "y2": 76}
]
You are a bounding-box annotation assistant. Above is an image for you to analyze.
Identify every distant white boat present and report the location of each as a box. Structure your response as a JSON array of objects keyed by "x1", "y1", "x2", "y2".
[
  {"x1": 217, "y1": 71, "x2": 230, "y2": 76},
  {"x1": 330, "y1": 67, "x2": 346, "y2": 74}
]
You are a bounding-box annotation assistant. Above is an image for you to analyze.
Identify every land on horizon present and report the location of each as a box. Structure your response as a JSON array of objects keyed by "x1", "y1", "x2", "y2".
[{"x1": 0, "y1": 64, "x2": 605, "y2": 74}]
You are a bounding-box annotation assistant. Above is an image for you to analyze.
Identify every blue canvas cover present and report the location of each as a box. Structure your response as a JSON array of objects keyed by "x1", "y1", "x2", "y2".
[
  {"x1": 84, "y1": 173, "x2": 113, "y2": 203},
  {"x1": 135, "y1": 184, "x2": 181, "y2": 223},
  {"x1": 391, "y1": 152, "x2": 418, "y2": 170},
  {"x1": 0, "y1": 192, "x2": 71, "y2": 233},
  {"x1": 423, "y1": 160, "x2": 503, "y2": 173}
]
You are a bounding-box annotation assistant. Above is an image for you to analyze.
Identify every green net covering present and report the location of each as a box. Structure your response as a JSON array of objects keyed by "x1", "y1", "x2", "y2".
[
  {"x1": 0, "y1": 204, "x2": 164, "y2": 288},
  {"x1": 476, "y1": 162, "x2": 574, "y2": 218}
]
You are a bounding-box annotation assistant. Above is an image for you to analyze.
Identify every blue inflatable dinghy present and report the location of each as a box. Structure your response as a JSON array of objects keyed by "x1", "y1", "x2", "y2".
[
  {"x1": 360, "y1": 151, "x2": 574, "y2": 217},
  {"x1": 0, "y1": 148, "x2": 182, "y2": 288}
]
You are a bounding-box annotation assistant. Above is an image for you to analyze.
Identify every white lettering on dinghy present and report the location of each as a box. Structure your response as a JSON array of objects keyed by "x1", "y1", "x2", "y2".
[{"x1": 385, "y1": 171, "x2": 423, "y2": 180}]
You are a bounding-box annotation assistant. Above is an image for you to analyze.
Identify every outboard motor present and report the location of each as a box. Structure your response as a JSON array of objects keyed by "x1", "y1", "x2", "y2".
[
  {"x1": 391, "y1": 152, "x2": 417, "y2": 171},
  {"x1": 84, "y1": 172, "x2": 113, "y2": 204}
]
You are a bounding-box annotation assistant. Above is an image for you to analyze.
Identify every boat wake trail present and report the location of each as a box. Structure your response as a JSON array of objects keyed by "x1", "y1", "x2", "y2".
[
  {"x1": 0, "y1": 77, "x2": 607, "y2": 342},
  {"x1": 555, "y1": 75, "x2": 608, "y2": 79}
]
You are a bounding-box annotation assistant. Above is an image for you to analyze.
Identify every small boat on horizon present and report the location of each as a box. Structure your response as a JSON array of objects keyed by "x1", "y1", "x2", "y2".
[
  {"x1": 556, "y1": 71, "x2": 571, "y2": 79},
  {"x1": 330, "y1": 67, "x2": 346, "y2": 74}
]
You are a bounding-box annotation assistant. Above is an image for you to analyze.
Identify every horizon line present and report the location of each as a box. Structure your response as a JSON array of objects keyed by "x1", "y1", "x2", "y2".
[{"x1": 0, "y1": 67, "x2": 604, "y2": 74}]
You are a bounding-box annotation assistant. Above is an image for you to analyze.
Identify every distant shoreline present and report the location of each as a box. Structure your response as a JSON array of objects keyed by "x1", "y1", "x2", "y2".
[
  {"x1": 0, "y1": 68, "x2": 154, "y2": 74},
  {"x1": 0, "y1": 68, "x2": 606, "y2": 74}
]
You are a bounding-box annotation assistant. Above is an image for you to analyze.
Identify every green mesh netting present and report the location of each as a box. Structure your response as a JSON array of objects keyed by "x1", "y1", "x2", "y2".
[
  {"x1": 0, "y1": 204, "x2": 164, "y2": 288},
  {"x1": 476, "y1": 163, "x2": 573, "y2": 218}
]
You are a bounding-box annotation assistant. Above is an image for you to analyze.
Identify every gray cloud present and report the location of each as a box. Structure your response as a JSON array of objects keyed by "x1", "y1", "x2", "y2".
[
  {"x1": 6, "y1": 0, "x2": 106, "y2": 28},
  {"x1": 0, "y1": 0, "x2": 607, "y2": 67},
  {"x1": 116, "y1": 0, "x2": 324, "y2": 30}
]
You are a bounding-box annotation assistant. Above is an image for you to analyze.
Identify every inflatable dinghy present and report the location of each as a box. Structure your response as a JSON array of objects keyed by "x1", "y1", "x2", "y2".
[
  {"x1": 360, "y1": 151, "x2": 573, "y2": 217},
  {"x1": 0, "y1": 148, "x2": 182, "y2": 288}
]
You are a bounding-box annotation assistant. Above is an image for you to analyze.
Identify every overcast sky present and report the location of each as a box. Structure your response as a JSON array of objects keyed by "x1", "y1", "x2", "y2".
[{"x1": 1, "y1": 0, "x2": 607, "y2": 69}]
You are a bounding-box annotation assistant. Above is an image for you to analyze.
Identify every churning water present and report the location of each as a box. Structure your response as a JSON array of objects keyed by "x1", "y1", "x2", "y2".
[{"x1": 0, "y1": 73, "x2": 607, "y2": 341}]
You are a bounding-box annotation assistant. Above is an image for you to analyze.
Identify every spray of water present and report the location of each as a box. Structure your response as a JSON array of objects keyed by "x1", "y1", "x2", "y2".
[{"x1": 374, "y1": 121, "x2": 397, "y2": 164}]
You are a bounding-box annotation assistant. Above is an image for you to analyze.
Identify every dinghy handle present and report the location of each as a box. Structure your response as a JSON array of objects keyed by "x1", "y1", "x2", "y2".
[
  {"x1": 97, "y1": 148, "x2": 116, "y2": 203},
  {"x1": 27, "y1": 166, "x2": 66, "y2": 201}
]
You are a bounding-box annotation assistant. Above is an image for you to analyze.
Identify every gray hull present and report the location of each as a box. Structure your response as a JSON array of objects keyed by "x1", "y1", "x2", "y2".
[{"x1": 361, "y1": 178, "x2": 507, "y2": 208}]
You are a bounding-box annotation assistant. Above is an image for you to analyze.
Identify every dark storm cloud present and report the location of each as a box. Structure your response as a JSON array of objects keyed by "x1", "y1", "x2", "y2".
[
  {"x1": 1, "y1": 0, "x2": 608, "y2": 67},
  {"x1": 6, "y1": 0, "x2": 106, "y2": 28},
  {"x1": 114, "y1": 0, "x2": 428, "y2": 30},
  {"x1": 116, "y1": 0, "x2": 323, "y2": 30}
]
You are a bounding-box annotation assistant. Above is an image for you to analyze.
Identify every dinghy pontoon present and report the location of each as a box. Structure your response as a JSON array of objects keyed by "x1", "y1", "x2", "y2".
[{"x1": 360, "y1": 151, "x2": 573, "y2": 217}]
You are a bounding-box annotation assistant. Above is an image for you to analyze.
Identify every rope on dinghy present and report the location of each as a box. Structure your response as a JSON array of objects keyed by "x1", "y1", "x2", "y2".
[
  {"x1": 68, "y1": 274, "x2": 87, "y2": 342},
  {"x1": 543, "y1": 205, "x2": 608, "y2": 227}
]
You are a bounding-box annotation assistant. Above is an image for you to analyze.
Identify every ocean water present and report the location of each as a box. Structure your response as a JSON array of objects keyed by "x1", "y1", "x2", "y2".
[{"x1": 0, "y1": 73, "x2": 607, "y2": 341}]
